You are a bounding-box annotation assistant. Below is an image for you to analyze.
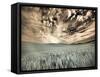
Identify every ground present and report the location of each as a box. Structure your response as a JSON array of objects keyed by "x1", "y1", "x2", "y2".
[{"x1": 21, "y1": 42, "x2": 95, "y2": 71}]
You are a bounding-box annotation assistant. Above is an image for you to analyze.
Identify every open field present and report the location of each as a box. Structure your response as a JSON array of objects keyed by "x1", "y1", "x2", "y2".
[{"x1": 21, "y1": 42, "x2": 95, "y2": 71}]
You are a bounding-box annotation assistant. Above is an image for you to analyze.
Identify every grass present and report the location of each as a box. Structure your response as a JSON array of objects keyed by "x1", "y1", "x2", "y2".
[{"x1": 21, "y1": 42, "x2": 95, "y2": 71}]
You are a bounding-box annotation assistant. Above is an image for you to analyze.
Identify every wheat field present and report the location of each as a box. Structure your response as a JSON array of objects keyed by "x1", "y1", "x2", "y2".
[{"x1": 21, "y1": 42, "x2": 95, "y2": 71}]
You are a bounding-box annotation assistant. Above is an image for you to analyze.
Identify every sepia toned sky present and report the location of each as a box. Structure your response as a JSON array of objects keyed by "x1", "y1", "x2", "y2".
[{"x1": 21, "y1": 6, "x2": 96, "y2": 44}]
